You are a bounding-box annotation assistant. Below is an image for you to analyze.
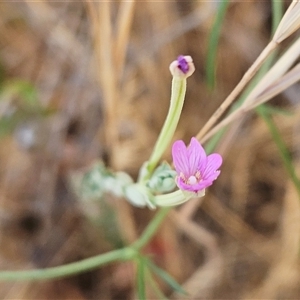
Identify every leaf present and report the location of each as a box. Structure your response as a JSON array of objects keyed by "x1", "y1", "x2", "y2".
[
  {"x1": 146, "y1": 268, "x2": 168, "y2": 300},
  {"x1": 145, "y1": 259, "x2": 187, "y2": 296}
]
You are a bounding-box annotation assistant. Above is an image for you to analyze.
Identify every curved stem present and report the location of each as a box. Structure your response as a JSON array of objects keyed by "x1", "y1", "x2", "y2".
[
  {"x1": 0, "y1": 207, "x2": 171, "y2": 281},
  {"x1": 145, "y1": 77, "x2": 186, "y2": 179},
  {"x1": 0, "y1": 247, "x2": 136, "y2": 281}
]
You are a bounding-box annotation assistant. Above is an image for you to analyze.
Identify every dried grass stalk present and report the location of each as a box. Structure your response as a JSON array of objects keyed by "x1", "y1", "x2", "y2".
[
  {"x1": 273, "y1": 0, "x2": 300, "y2": 43},
  {"x1": 197, "y1": 0, "x2": 300, "y2": 141}
]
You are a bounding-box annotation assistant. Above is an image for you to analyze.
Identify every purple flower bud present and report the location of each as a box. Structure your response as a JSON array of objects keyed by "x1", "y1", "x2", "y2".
[
  {"x1": 177, "y1": 55, "x2": 189, "y2": 74},
  {"x1": 169, "y1": 55, "x2": 195, "y2": 78}
]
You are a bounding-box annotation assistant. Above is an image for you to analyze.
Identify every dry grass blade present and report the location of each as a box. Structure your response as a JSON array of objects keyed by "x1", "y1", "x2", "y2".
[
  {"x1": 97, "y1": 2, "x2": 118, "y2": 150},
  {"x1": 114, "y1": 0, "x2": 135, "y2": 77},
  {"x1": 242, "y1": 36, "x2": 300, "y2": 108},
  {"x1": 200, "y1": 37, "x2": 300, "y2": 144},
  {"x1": 2, "y1": 1, "x2": 300, "y2": 298},
  {"x1": 273, "y1": 0, "x2": 300, "y2": 42},
  {"x1": 196, "y1": 40, "x2": 277, "y2": 141},
  {"x1": 249, "y1": 63, "x2": 300, "y2": 109},
  {"x1": 197, "y1": 0, "x2": 300, "y2": 142},
  {"x1": 87, "y1": 0, "x2": 119, "y2": 152}
]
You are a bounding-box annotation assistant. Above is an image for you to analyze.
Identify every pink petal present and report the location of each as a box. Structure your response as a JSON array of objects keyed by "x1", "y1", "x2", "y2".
[
  {"x1": 202, "y1": 154, "x2": 222, "y2": 179},
  {"x1": 187, "y1": 137, "x2": 206, "y2": 175},
  {"x1": 172, "y1": 140, "x2": 189, "y2": 176},
  {"x1": 203, "y1": 170, "x2": 221, "y2": 182}
]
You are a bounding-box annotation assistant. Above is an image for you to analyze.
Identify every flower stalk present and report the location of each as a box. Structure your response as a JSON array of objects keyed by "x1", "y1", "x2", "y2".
[
  {"x1": 145, "y1": 77, "x2": 186, "y2": 178},
  {"x1": 141, "y1": 56, "x2": 195, "y2": 181}
]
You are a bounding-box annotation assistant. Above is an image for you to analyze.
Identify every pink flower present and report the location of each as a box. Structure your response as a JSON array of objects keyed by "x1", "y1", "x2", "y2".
[{"x1": 172, "y1": 137, "x2": 222, "y2": 193}]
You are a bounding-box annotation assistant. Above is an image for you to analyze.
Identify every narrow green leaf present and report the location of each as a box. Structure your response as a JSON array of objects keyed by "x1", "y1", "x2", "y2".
[
  {"x1": 146, "y1": 268, "x2": 168, "y2": 300},
  {"x1": 205, "y1": 0, "x2": 230, "y2": 89},
  {"x1": 272, "y1": 0, "x2": 284, "y2": 34},
  {"x1": 258, "y1": 104, "x2": 292, "y2": 116},
  {"x1": 145, "y1": 259, "x2": 187, "y2": 296},
  {"x1": 256, "y1": 106, "x2": 300, "y2": 199}
]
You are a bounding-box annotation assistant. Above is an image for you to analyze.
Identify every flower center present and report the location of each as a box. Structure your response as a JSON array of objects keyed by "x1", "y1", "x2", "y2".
[
  {"x1": 187, "y1": 176, "x2": 197, "y2": 185},
  {"x1": 180, "y1": 171, "x2": 201, "y2": 185}
]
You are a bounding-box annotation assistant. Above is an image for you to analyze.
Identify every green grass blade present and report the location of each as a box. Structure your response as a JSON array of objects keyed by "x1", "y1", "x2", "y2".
[
  {"x1": 205, "y1": 0, "x2": 230, "y2": 89},
  {"x1": 256, "y1": 106, "x2": 300, "y2": 198},
  {"x1": 272, "y1": 0, "x2": 284, "y2": 34},
  {"x1": 146, "y1": 268, "x2": 168, "y2": 300},
  {"x1": 145, "y1": 259, "x2": 187, "y2": 296},
  {"x1": 259, "y1": 104, "x2": 292, "y2": 116}
]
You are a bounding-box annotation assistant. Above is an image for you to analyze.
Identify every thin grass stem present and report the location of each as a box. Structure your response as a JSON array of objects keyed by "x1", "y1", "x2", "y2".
[
  {"x1": 197, "y1": 40, "x2": 277, "y2": 141},
  {"x1": 257, "y1": 106, "x2": 300, "y2": 199},
  {"x1": 205, "y1": 0, "x2": 229, "y2": 89}
]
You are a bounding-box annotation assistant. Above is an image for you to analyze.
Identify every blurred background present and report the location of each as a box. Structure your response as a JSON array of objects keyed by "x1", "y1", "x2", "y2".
[{"x1": 0, "y1": 0, "x2": 300, "y2": 299}]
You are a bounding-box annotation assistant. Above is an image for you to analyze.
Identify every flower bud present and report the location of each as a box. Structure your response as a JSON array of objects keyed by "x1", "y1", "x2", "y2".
[
  {"x1": 147, "y1": 163, "x2": 177, "y2": 193},
  {"x1": 169, "y1": 55, "x2": 195, "y2": 78}
]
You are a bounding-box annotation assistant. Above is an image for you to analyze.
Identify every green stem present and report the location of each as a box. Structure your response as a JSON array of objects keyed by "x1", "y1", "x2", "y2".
[
  {"x1": 0, "y1": 247, "x2": 136, "y2": 281},
  {"x1": 0, "y1": 207, "x2": 170, "y2": 281},
  {"x1": 136, "y1": 255, "x2": 147, "y2": 300},
  {"x1": 145, "y1": 77, "x2": 186, "y2": 178},
  {"x1": 132, "y1": 207, "x2": 171, "y2": 250}
]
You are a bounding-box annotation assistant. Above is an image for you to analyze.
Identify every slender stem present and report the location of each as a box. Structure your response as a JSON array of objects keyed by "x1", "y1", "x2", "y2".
[
  {"x1": 0, "y1": 207, "x2": 171, "y2": 281},
  {"x1": 0, "y1": 247, "x2": 136, "y2": 281},
  {"x1": 145, "y1": 77, "x2": 186, "y2": 178},
  {"x1": 132, "y1": 207, "x2": 171, "y2": 250},
  {"x1": 136, "y1": 255, "x2": 146, "y2": 300}
]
